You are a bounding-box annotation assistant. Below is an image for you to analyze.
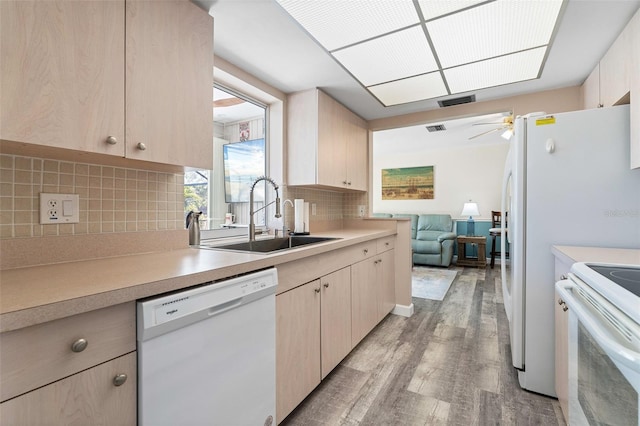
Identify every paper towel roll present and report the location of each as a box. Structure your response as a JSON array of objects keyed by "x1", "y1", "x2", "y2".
[
  {"x1": 303, "y1": 202, "x2": 310, "y2": 233},
  {"x1": 294, "y1": 199, "x2": 304, "y2": 233}
]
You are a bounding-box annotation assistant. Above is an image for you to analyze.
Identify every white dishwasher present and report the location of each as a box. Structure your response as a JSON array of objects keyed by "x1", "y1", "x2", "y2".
[{"x1": 137, "y1": 268, "x2": 277, "y2": 426}]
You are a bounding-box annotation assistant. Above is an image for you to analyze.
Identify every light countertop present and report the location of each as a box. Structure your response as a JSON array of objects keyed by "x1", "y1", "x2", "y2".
[
  {"x1": 551, "y1": 245, "x2": 640, "y2": 266},
  {"x1": 0, "y1": 228, "x2": 393, "y2": 333}
]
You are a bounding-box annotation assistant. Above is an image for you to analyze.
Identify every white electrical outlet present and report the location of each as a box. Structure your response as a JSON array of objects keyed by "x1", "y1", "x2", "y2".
[
  {"x1": 40, "y1": 193, "x2": 80, "y2": 224},
  {"x1": 357, "y1": 205, "x2": 366, "y2": 217}
]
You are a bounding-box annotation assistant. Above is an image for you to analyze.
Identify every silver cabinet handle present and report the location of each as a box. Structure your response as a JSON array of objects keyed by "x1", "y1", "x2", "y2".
[
  {"x1": 323, "y1": 283, "x2": 329, "y2": 288},
  {"x1": 137, "y1": 142, "x2": 147, "y2": 151},
  {"x1": 347, "y1": 181, "x2": 352, "y2": 186},
  {"x1": 363, "y1": 249, "x2": 368, "y2": 255},
  {"x1": 342, "y1": 180, "x2": 348, "y2": 185},
  {"x1": 385, "y1": 242, "x2": 390, "y2": 246},
  {"x1": 71, "y1": 338, "x2": 88, "y2": 353},
  {"x1": 106, "y1": 136, "x2": 118, "y2": 145},
  {"x1": 314, "y1": 288, "x2": 320, "y2": 293},
  {"x1": 113, "y1": 374, "x2": 127, "y2": 387},
  {"x1": 557, "y1": 298, "x2": 564, "y2": 305},
  {"x1": 560, "y1": 274, "x2": 567, "y2": 280},
  {"x1": 563, "y1": 305, "x2": 568, "y2": 312}
]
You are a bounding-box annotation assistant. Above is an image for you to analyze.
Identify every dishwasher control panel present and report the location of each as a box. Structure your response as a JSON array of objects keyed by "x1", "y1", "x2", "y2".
[{"x1": 137, "y1": 268, "x2": 278, "y2": 341}]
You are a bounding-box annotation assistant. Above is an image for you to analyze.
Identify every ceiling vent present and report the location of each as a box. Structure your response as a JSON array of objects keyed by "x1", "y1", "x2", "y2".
[
  {"x1": 426, "y1": 124, "x2": 446, "y2": 132},
  {"x1": 438, "y1": 95, "x2": 476, "y2": 108}
]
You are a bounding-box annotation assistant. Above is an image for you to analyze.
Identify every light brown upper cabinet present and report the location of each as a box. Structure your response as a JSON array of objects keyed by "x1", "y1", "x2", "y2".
[
  {"x1": 287, "y1": 89, "x2": 368, "y2": 191},
  {"x1": 0, "y1": 0, "x2": 213, "y2": 170},
  {"x1": 580, "y1": 9, "x2": 639, "y2": 169},
  {"x1": 1, "y1": 1, "x2": 125, "y2": 157}
]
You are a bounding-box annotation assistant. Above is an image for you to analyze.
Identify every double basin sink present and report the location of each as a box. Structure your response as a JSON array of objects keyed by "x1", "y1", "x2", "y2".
[{"x1": 199, "y1": 236, "x2": 340, "y2": 254}]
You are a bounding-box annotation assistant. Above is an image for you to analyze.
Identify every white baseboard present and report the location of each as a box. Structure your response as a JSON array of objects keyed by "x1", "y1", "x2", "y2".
[{"x1": 392, "y1": 303, "x2": 414, "y2": 317}]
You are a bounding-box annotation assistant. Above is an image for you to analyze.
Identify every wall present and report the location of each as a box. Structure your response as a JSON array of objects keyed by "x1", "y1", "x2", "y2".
[
  {"x1": 282, "y1": 187, "x2": 368, "y2": 232},
  {"x1": 372, "y1": 142, "x2": 508, "y2": 220},
  {"x1": 367, "y1": 86, "x2": 582, "y2": 132},
  {"x1": 0, "y1": 154, "x2": 184, "y2": 240}
]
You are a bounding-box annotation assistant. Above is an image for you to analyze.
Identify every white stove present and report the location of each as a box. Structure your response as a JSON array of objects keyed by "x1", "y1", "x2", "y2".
[
  {"x1": 571, "y1": 262, "x2": 640, "y2": 324},
  {"x1": 556, "y1": 262, "x2": 640, "y2": 425}
]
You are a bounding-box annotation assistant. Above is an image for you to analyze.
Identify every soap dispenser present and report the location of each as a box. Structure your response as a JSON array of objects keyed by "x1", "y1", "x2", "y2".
[{"x1": 186, "y1": 211, "x2": 202, "y2": 246}]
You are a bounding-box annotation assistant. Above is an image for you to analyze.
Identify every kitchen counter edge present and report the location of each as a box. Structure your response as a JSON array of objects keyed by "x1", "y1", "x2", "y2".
[{"x1": 0, "y1": 229, "x2": 394, "y2": 333}]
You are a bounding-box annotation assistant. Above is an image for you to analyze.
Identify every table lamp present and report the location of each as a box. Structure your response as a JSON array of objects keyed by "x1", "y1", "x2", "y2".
[{"x1": 461, "y1": 201, "x2": 480, "y2": 236}]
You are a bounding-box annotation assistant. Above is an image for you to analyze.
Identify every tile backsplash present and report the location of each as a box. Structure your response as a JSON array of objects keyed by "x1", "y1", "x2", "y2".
[
  {"x1": 283, "y1": 187, "x2": 369, "y2": 230},
  {"x1": 0, "y1": 154, "x2": 184, "y2": 239}
]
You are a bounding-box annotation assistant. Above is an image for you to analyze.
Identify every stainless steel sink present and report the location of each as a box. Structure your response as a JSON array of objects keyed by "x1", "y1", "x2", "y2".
[{"x1": 199, "y1": 236, "x2": 340, "y2": 254}]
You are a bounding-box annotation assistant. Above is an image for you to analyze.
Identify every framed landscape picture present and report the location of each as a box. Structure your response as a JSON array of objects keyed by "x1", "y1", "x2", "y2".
[{"x1": 381, "y1": 166, "x2": 434, "y2": 200}]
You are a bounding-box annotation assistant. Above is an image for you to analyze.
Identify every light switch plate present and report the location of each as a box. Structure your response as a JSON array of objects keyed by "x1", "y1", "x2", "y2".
[{"x1": 40, "y1": 193, "x2": 80, "y2": 224}]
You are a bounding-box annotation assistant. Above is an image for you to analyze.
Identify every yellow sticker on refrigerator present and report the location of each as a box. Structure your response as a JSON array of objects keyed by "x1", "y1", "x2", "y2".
[{"x1": 536, "y1": 116, "x2": 556, "y2": 126}]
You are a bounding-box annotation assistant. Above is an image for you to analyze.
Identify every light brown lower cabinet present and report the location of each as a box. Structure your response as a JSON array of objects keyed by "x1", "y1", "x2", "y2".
[
  {"x1": 276, "y1": 266, "x2": 352, "y2": 422},
  {"x1": 351, "y1": 257, "x2": 379, "y2": 347},
  {"x1": 352, "y1": 249, "x2": 396, "y2": 347},
  {"x1": 276, "y1": 279, "x2": 322, "y2": 422},
  {"x1": 377, "y1": 250, "x2": 396, "y2": 323},
  {"x1": 320, "y1": 267, "x2": 352, "y2": 379},
  {"x1": 0, "y1": 352, "x2": 136, "y2": 425}
]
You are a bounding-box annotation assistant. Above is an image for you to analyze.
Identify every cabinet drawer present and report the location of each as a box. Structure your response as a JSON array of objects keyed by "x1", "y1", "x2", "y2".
[
  {"x1": 376, "y1": 236, "x2": 395, "y2": 253},
  {"x1": 0, "y1": 302, "x2": 135, "y2": 402},
  {"x1": 1, "y1": 352, "x2": 136, "y2": 425}
]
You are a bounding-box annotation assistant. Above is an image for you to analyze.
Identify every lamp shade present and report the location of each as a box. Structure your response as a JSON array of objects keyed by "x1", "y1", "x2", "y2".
[{"x1": 461, "y1": 202, "x2": 480, "y2": 217}]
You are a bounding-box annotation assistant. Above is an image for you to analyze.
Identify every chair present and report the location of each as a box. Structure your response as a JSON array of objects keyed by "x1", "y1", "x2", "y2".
[{"x1": 489, "y1": 211, "x2": 508, "y2": 269}]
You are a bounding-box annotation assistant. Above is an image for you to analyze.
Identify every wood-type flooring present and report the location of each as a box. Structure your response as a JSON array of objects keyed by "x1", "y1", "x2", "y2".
[{"x1": 281, "y1": 265, "x2": 565, "y2": 426}]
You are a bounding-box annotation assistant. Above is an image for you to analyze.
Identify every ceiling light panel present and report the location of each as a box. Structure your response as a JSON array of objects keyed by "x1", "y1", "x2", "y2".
[
  {"x1": 444, "y1": 47, "x2": 547, "y2": 94},
  {"x1": 368, "y1": 72, "x2": 448, "y2": 106},
  {"x1": 332, "y1": 26, "x2": 438, "y2": 86},
  {"x1": 417, "y1": 0, "x2": 487, "y2": 20},
  {"x1": 276, "y1": 0, "x2": 419, "y2": 51},
  {"x1": 427, "y1": 0, "x2": 563, "y2": 68}
]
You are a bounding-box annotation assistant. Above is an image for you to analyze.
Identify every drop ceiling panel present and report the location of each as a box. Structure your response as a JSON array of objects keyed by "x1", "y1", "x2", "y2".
[
  {"x1": 369, "y1": 72, "x2": 448, "y2": 106},
  {"x1": 417, "y1": 0, "x2": 487, "y2": 20},
  {"x1": 333, "y1": 26, "x2": 439, "y2": 86},
  {"x1": 276, "y1": 0, "x2": 419, "y2": 51},
  {"x1": 445, "y1": 47, "x2": 547, "y2": 94},
  {"x1": 427, "y1": 0, "x2": 563, "y2": 68}
]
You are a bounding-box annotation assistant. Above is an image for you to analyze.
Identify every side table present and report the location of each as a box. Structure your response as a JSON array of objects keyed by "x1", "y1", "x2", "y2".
[{"x1": 456, "y1": 235, "x2": 487, "y2": 268}]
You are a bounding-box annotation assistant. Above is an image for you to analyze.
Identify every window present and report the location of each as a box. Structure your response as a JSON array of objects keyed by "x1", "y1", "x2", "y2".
[{"x1": 184, "y1": 85, "x2": 267, "y2": 231}]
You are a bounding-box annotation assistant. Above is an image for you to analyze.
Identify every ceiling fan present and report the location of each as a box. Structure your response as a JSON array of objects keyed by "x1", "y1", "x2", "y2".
[
  {"x1": 469, "y1": 115, "x2": 514, "y2": 140},
  {"x1": 213, "y1": 97, "x2": 245, "y2": 108}
]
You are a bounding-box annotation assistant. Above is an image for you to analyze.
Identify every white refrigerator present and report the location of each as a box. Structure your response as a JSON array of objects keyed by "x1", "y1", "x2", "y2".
[{"x1": 501, "y1": 104, "x2": 640, "y2": 397}]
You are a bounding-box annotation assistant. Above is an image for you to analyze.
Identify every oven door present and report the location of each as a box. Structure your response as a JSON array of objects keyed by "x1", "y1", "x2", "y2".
[{"x1": 556, "y1": 277, "x2": 640, "y2": 426}]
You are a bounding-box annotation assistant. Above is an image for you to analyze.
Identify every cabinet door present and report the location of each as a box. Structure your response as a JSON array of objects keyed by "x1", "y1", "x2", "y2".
[
  {"x1": 581, "y1": 66, "x2": 600, "y2": 110},
  {"x1": 125, "y1": 0, "x2": 213, "y2": 168},
  {"x1": 600, "y1": 23, "x2": 632, "y2": 108},
  {"x1": 317, "y1": 90, "x2": 347, "y2": 188},
  {"x1": 0, "y1": 1, "x2": 125, "y2": 156},
  {"x1": 554, "y1": 288, "x2": 569, "y2": 422},
  {"x1": 0, "y1": 352, "x2": 136, "y2": 425},
  {"x1": 345, "y1": 112, "x2": 368, "y2": 191},
  {"x1": 351, "y1": 258, "x2": 379, "y2": 347},
  {"x1": 276, "y1": 280, "x2": 321, "y2": 422},
  {"x1": 377, "y1": 250, "x2": 396, "y2": 320},
  {"x1": 321, "y1": 267, "x2": 352, "y2": 379}
]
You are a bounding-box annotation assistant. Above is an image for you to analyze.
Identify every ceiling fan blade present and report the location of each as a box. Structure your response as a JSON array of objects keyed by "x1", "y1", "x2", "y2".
[
  {"x1": 468, "y1": 127, "x2": 503, "y2": 140},
  {"x1": 213, "y1": 98, "x2": 245, "y2": 108}
]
